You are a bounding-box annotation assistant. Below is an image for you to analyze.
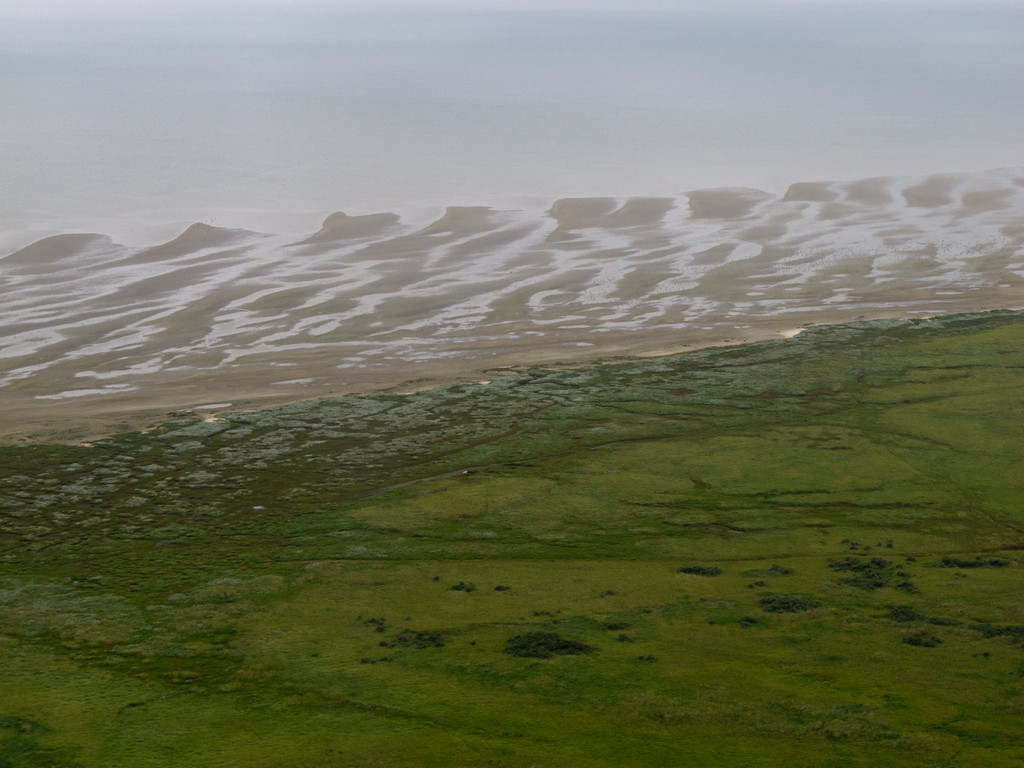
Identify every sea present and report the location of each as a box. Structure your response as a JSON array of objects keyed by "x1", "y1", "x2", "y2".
[{"x1": 1, "y1": 0, "x2": 1022, "y2": 249}]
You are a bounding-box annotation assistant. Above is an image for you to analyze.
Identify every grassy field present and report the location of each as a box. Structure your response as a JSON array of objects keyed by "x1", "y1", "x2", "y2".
[{"x1": 2, "y1": 311, "x2": 1023, "y2": 767}]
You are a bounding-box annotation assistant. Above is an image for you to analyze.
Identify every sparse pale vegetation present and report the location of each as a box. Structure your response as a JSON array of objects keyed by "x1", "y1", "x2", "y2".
[{"x1": 1, "y1": 311, "x2": 1023, "y2": 766}]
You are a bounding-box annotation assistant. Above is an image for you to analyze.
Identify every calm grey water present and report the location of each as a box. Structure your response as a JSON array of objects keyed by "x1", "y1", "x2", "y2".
[{"x1": 1, "y1": 1, "x2": 1022, "y2": 245}]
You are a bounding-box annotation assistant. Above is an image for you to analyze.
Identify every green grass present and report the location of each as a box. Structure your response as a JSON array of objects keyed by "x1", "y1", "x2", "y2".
[{"x1": 1, "y1": 310, "x2": 1024, "y2": 766}]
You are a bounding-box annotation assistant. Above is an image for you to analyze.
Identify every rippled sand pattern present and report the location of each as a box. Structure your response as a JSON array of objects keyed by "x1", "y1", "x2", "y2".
[{"x1": 3, "y1": 170, "x2": 1023, "y2": 438}]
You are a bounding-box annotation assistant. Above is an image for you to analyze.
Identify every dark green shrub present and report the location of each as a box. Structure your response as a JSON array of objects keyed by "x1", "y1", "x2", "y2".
[
  {"x1": 830, "y1": 556, "x2": 891, "y2": 571},
  {"x1": 829, "y1": 556, "x2": 894, "y2": 590},
  {"x1": 450, "y1": 581, "x2": 476, "y2": 592},
  {"x1": 504, "y1": 631, "x2": 595, "y2": 658},
  {"x1": 939, "y1": 556, "x2": 1010, "y2": 569},
  {"x1": 902, "y1": 631, "x2": 942, "y2": 648},
  {"x1": 394, "y1": 630, "x2": 445, "y2": 649},
  {"x1": 970, "y1": 623, "x2": 1024, "y2": 646},
  {"x1": 887, "y1": 604, "x2": 925, "y2": 623},
  {"x1": 830, "y1": 557, "x2": 856, "y2": 570},
  {"x1": 601, "y1": 620, "x2": 632, "y2": 631},
  {"x1": 768, "y1": 564, "x2": 794, "y2": 575},
  {"x1": 678, "y1": 565, "x2": 722, "y2": 577},
  {"x1": 759, "y1": 594, "x2": 822, "y2": 613},
  {"x1": 845, "y1": 572, "x2": 891, "y2": 590}
]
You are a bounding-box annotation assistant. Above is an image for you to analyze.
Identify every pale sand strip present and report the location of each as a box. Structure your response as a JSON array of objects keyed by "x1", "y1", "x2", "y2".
[{"x1": 3, "y1": 304, "x2": 1018, "y2": 445}]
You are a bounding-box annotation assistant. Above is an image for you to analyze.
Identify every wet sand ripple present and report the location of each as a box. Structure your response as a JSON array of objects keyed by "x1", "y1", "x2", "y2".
[{"x1": 2, "y1": 169, "x2": 1023, "y2": 439}]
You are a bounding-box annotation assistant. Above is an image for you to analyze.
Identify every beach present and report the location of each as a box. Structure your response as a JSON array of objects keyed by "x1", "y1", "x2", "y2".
[
  {"x1": 2, "y1": 169, "x2": 1022, "y2": 442},
  {"x1": 3, "y1": 1, "x2": 1023, "y2": 441}
]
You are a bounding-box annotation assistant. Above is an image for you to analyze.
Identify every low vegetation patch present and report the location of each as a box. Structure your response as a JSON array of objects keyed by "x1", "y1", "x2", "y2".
[
  {"x1": 887, "y1": 604, "x2": 925, "y2": 623},
  {"x1": 393, "y1": 630, "x2": 446, "y2": 649},
  {"x1": 970, "y1": 623, "x2": 1024, "y2": 646},
  {"x1": 601, "y1": 620, "x2": 632, "y2": 631},
  {"x1": 678, "y1": 565, "x2": 722, "y2": 576},
  {"x1": 938, "y1": 556, "x2": 1010, "y2": 569},
  {"x1": 504, "y1": 631, "x2": 596, "y2": 658},
  {"x1": 759, "y1": 595, "x2": 822, "y2": 613},
  {"x1": 829, "y1": 556, "x2": 894, "y2": 591},
  {"x1": 829, "y1": 556, "x2": 919, "y2": 593},
  {"x1": 902, "y1": 631, "x2": 943, "y2": 648}
]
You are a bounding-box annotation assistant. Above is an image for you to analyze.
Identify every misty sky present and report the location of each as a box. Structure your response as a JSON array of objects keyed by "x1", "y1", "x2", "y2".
[{"x1": 1, "y1": 0, "x2": 1022, "y2": 243}]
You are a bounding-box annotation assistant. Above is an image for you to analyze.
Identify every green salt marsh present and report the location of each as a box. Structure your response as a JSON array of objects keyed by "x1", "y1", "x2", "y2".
[{"x1": 1, "y1": 311, "x2": 1023, "y2": 766}]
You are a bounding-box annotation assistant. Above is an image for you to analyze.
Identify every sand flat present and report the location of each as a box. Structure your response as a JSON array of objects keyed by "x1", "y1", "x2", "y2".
[{"x1": 2, "y1": 169, "x2": 1023, "y2": 442}]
